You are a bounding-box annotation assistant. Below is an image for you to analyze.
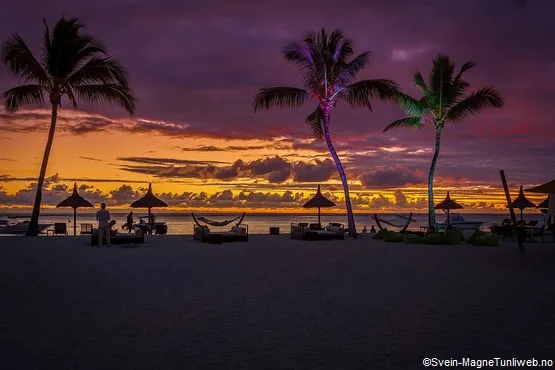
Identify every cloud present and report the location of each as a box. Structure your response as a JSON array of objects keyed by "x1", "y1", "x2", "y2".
[
  {"x1": 117, "y1": 155, "x2": 339, "y2": 184},
  {"x1": 291, "y1": 159, "x2": 336, "y2": 182},
  {"x1": 359, "y1": 169, "x2": 425, "y2": 188},
  {"x1": 390, "y1": 42, "x2": 434, "y2": 61}
]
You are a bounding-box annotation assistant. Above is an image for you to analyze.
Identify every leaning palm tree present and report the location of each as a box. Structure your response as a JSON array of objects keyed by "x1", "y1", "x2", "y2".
[
  {"x1": 253, "y1": 29, "x2": 399, "y2": 238},
  {"x1": 2, "y1": 17, "x2": 135, "y2": 236},
  {"x1": 384, "y1": 55, "x2": 503, "y2": 228}
]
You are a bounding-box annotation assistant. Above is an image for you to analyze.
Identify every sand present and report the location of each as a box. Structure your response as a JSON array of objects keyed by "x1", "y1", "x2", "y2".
[{"x1": 1, "y1": 235, "x2": 554, "y2": 369}]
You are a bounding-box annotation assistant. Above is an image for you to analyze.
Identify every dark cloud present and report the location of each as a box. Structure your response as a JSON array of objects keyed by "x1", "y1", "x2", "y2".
[
  {"x1": 0, "y1": 175, "x2": 146, "y2": 184},
  {"x1": 291, "y1": 159, "x2": 336, "y2": 183},
  {"x1": 79, "y1": 156, "x2": 103, "y2": 162},
  {"x1": 359, "y1": 169, "x2": 425, "y2": 189},
  {"x1": 243, "y1": 157, "x2": 291, "y2": 183},
  {"x1": 181, "y1": 145, "x2": 270, "y2": 152}
]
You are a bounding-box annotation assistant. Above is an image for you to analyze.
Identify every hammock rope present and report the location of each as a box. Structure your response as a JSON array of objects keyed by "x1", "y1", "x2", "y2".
[
  {"x1": 192, "y1": 212, "x2": 246, "y2": 227},
  {"x1": 373, "y1": 213, "x2": 415, "y2": 233}
]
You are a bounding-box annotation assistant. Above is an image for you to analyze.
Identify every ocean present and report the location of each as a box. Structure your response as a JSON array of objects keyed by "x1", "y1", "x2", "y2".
[{"x1": 0, "y1": 211, "x2": 548, "y2": 235}]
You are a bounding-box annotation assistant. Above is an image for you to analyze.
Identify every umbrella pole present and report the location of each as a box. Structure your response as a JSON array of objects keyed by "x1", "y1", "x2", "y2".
[
  {"x1": 521, "y1": 209, "x2": 523, "y2": 222},
  {"x1": 447, "y1": 209, "x2": 450, "y2": 225},
  {"x1": 148, "y1": 208, "x2": 152, "y2": 235},
  {"x1": 74, "y1": 208, "x2": 77, "y2": 236},
  {"x1": 318, "y1": 207, "x2": 321, "y2": 226}
]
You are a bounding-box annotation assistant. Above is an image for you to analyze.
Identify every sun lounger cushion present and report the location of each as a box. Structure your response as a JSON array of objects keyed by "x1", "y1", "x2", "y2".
[
  {"x1": 443, "y1": 230, "x2": 463, "y2": 245},
  {"x1": 231, "y1": 226, "x2": 246, "y2": 234},
  {"x1": 326, "y1": 225, "x2": 342, "y2": 233},
  {"x1": 467, "y1": 229, "x2": 487, "y2": 244},
  {"x1": 374, "y1": 228, "x2": 390, "y2": 240},
  {"x1": 384, "y1": 232, "x2": 403, "y2": 242}
]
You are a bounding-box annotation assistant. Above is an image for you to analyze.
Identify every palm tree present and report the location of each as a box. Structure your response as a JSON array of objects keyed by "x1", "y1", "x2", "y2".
[
  {"x1": 253, "y1": 29, "x2": 399, "y2": 238},
  {"x1": 384, "y1": 55, "x2": 503, "y2": 228},
  {"x1": 2, "y1": 17, "x2": 136, "y2": 236}
]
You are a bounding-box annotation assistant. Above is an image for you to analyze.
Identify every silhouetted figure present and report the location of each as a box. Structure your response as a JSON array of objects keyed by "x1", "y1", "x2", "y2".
[
  {"x1": 96, "y1": 203, "x2": 111, "y2": 247},
  {"x1": 126, "y1": 212, "x2": 134, "y2": 233},
  {"x1": 362, "y1": 225, "x2": 368, "y2": 237}
]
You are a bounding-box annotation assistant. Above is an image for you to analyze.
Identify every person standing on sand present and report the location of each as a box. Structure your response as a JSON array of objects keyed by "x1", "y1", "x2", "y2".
[
  {"x1": 96, "y1": 203, "x2": 111, "y2": 247},
  {"x1": 126, "y1": 211, "x2": 134, "y2": 233}
]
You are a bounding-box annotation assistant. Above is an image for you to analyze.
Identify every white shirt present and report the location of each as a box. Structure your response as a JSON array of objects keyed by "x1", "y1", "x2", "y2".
[{"x1": 96, "y1": 209, "x2": 111, "y2": 226}]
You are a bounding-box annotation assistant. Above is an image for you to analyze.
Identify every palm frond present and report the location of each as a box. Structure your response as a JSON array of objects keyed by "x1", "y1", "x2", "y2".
[
  {"x1": 3, "y1": 84, "x2": 45, "y2": 112},
  {"x1": 429, "y1": 54, "x2": 455, "y2": 93},
  {"x1": 397, "y1": 92, "x2": 428, "y2": 116},
  {"x1": 41, "y1": 18, "x2": 52, "y2": 64},
  {"x1": 413, "y1": 72, "x2": 428, "y2": 92},
  {"x1": 1, "y1": 34, "x2": 50, "y2": 86},
  {"x1": 46, "y1": 17, "x2": 107, "y2": 78},
  {"x1": 75, "y1": 84, "x2": 136, "y2": 114},
  {"x1": 328, "y1": 29, "x2": 352, "y2": 63},
  {"x1": 454, "y1": 61, "x2": 475, "y2": 82},
  {"x1": 61, "y1": 82, "x2": 79, "y2": 108},
  {"x1": 333, "y1": 51, "x2": 370, "y2": 87},
  {"x1": 67, "y1": 56, "x2": 129, "y2": 86},
  {"x1": 445, "y1": 86, "x2": 503, "y2": 122},
  {"x1": 383, "y1": 116, "x2": 423, "y2": 132},
  {"x1": 253, "y1": 87, "x2": 309, "y2": 111},
  {"x1": 283, "y1": 42, "x2": 319, "y2": 91},
  {"x1": 305, "y1": 108, "x2": 324, "y2": 139},
  {"x1": 341, "y1": 79, "x2": 399, "y2": 110}
]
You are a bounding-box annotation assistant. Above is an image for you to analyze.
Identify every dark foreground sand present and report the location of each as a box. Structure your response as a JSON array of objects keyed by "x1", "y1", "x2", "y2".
[{"x1": 1, "y1": 235, "x2": 554, "y2": 369}]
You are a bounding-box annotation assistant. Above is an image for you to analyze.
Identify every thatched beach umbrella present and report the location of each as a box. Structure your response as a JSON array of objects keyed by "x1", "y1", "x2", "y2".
[
  {"x1": 434, "y1": 191, "x2": 463, "y2": 225},
  {"x1": 303, "y1": 185, "x2": 336, "y2": 225},
  {"x1": 510, "y1": 185, "x2": 536, "y2": 221},
  {"x1": 56, "y1": 182, "x2": 94, "y2": 235},
  {"x1": 130, "y1": 183, "x2": 168, "y2": 225}
]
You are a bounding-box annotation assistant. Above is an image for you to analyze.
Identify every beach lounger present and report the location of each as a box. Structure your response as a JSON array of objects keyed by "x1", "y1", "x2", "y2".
[
  {"x1": 90, "y1": 229, "x2": 145, "y2": 246},
  {"x1": 193, "y1": 224, "x2": 249, "y2": 243},
  {"x1": 80, "y1": 223, "x2": 93, "y2": 235},
  {"x1": 47, "y1": 222, "x2": 68, "y2": 236},
  {"x1": 290, "y1": 222, "x2": 344, "y2": 241}
]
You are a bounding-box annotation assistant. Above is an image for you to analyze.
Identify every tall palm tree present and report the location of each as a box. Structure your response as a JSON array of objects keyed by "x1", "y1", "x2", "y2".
[
  {"x1": 2, "y1": 17, "x2": 136, "y2": 236},
  {"x1": 384, "y1": 55, "x2": 503, "y2": 228},
  {"x1": 253, "y1": 29, "x2": 399, "y2": 238}
]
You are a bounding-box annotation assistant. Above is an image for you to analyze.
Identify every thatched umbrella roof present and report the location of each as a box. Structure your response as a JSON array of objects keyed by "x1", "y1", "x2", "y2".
[
  {"x1": 56, "y1": 183, "x2": 94, "y2": 235},
  {"x1": 511, "y1": 185, "x2": 536, "y2": 210},
  {"x1": 130, "y1": 183, "x2": 168, "y2": 224},
  {"x1": 434, "y1": 191, "x2": 464, "y2": 211},
  {"x1": 434, "y1": 191, "x2": 463, "y2": 225},
  {"x1": 525, "y1": 179, "x2": 555, "y2": 194},
  {"x1": 510, "y1": 185, "x2": 536, "y2": 221},
  {"x1": 303, "y1": 185, "x2": 336, "y2": 225}
]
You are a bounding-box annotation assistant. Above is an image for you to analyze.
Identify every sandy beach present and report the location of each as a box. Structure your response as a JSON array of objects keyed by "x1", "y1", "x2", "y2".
[{"x1": 1, "y1": 235, "x2": 554, "y2": 369}]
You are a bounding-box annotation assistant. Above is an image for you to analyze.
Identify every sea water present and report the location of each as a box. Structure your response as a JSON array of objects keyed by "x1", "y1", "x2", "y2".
[{"x1": 0, "y1": 212, "x2": 547, "y2": 235}]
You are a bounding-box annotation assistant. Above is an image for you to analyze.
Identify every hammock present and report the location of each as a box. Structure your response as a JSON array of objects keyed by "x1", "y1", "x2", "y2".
[
  {"x1": 192, "y1": 212, "x2": 246, "y2": 227},
  {"x1": 373, "y1": 213, "x2": 415, "y2": 233}
]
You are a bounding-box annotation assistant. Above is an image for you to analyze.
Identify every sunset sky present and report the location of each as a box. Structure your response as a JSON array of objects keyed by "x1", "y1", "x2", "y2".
[{"x1": 0, "y1": 0, "x2": 553, "y2": 213}]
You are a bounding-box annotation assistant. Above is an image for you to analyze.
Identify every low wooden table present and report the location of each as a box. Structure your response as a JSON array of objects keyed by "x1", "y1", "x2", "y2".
[{"x1": 269, "y1": 227, "x2": 280, "y2": 235}]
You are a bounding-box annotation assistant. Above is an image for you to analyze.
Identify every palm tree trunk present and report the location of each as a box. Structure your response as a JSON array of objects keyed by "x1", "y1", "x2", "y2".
[
  {"x1": 26, "y1": 104, "x2": 58, "y2": 236},
  {"x1": 427, "y1": 127, "x2": 442, "y2": 228},
  {"x1": 322, "y1": 111, "x2": 357, "y2": 237}
]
